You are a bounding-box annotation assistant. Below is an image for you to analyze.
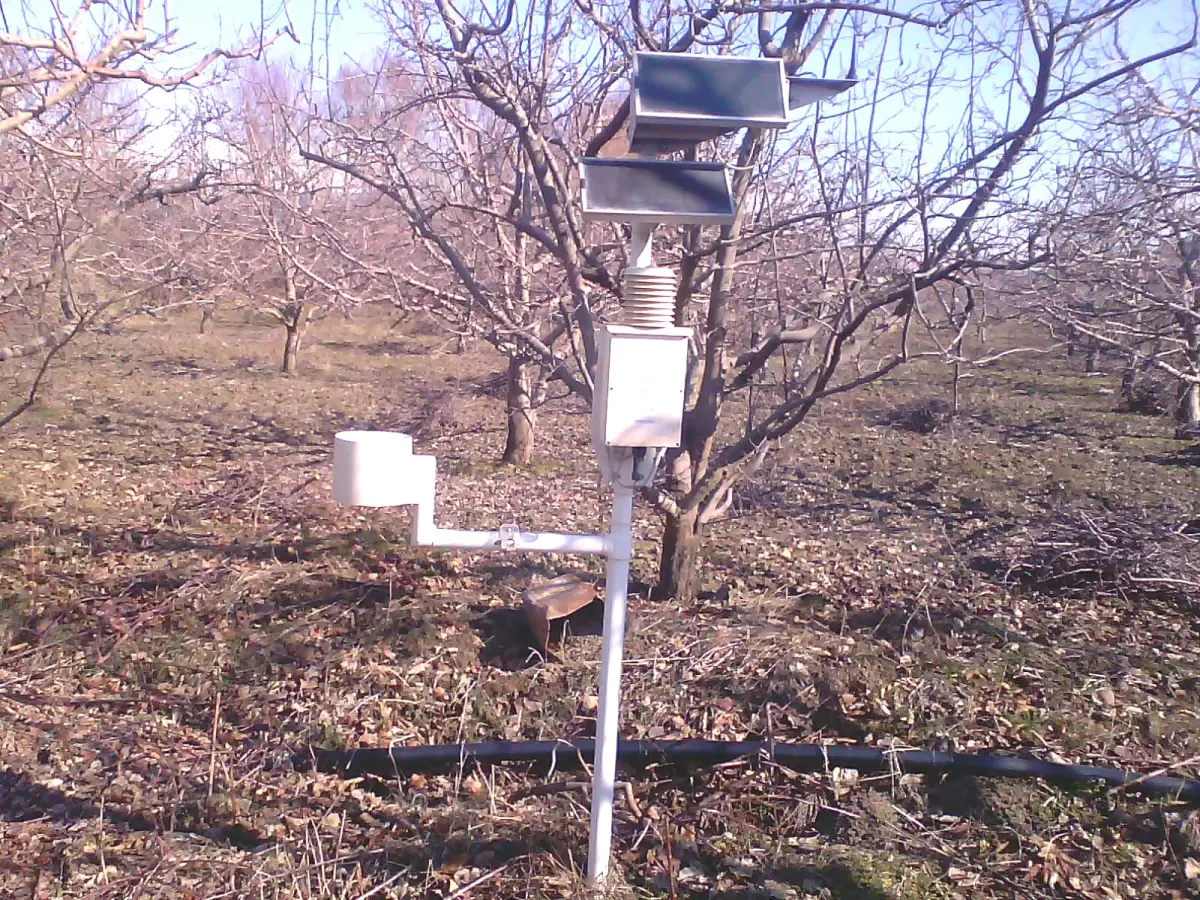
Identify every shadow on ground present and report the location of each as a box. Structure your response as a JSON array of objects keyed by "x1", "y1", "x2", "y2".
[
  {"x1": 705, "y1": 863, "x2": 894, "y2": 900},
  {"x1": 0, "y1": 768, "x2": 265, "y2": 850}
]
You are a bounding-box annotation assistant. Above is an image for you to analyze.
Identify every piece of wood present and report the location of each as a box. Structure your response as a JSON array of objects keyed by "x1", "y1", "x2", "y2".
[{"x1": 522, "y1": 575, "x2": 598, "y2": 649}]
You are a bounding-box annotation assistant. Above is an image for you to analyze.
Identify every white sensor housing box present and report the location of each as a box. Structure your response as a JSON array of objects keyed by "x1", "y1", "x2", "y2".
[{"x1": 591, "y1": 325, "x2": 690, "y2": 452}]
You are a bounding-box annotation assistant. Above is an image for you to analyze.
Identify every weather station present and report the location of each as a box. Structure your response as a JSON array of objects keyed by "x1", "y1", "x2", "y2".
[{"x1": 327, "y1": 49, "x2": 857, "y2": 889}]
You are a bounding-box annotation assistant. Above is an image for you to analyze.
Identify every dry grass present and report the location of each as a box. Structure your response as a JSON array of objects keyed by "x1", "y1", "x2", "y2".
[{"x1": 1, "y1": 312, "x2": 1198, "y2": 899}]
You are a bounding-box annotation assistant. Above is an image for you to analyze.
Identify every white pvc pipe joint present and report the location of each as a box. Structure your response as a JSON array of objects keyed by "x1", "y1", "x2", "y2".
[
  {"x1": 333, "y1": 431, "x2": 609, "y2": 554},
  {"x1": 426, "y1": 527, "x2": 609, "y2": 555},
  {"x1": 629, "y1": 223, "x2": 656, "y2": 268}
]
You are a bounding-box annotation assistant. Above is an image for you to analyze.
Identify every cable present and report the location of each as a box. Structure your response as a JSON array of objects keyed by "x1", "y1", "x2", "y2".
[{"x1": 293, "y1": 739, "x2": 1200, "y2": 803}]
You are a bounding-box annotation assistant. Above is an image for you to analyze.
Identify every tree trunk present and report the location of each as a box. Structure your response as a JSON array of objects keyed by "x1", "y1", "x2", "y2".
[
  {"x1": 58, "y1": 276, "x2": 73, "y2": 321},
  {"x1": 281, "y1": 303, "x2": 307, "y2": 375},
  {"x1": 1181, "y1": 337, "x2": 1200, "y2": 426},
  {"x1": 282, "y1": 325, "x2": 301, "y2": 374},
  {"x1": 1177, "y1": 381, "x2": 1200, "y2": 427},
  {"x1": 458, "y1": 309, "x2": 474, "y2": 353},
  {"x1": 654, "y1": 506, "x2": 703, "y2": 603},
  {"x1": 200, "y1": 304, "x2": 215, "y2": 335},
  {"x1": 1121, "y1": 363, "x2": 1139, "y2": 405},
  {"x1": 500, "y1": 357, "x2": 537, "y2": 465}
]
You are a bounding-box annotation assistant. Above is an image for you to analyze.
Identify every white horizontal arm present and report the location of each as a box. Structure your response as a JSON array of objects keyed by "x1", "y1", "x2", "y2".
[
  {"x1": 333, "y1": 436, "x2": 616, "y2": 557},
  {"x1": 420, "y1": 527, "x2": 610, "y2": 556},
  {"x1": 411, "y1": 502, "x2": 609, "y2": 555}
]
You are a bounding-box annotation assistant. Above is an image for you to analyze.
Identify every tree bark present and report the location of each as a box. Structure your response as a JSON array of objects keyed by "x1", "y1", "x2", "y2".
[
  {"x1": 654, "y1": 505, "x2": 703, "y2": 603},
  {"x1": 281, "y1": 303, "x2": 308, "y2": 375},
  {"x1": 58, "y1": 275, "x2": 73, "y2": 321},
  {"x1": 1178, "y1": 382, "x2": 1200, "y2": 426},
  {"x1": 501, "y1": 357, "x2": 537, "y2": 465},
  {"x1": 200, "y1": 304, "x2": 215, "y2": 335},
  {"x1": 282, "y1": 324, "x2": 301, "y2": 374},
  {"x1": 1181, "y1": 334, "x2": 1199, "y2": 425},
  {"x1": 1121, "y1": 362, "x2": 1139, "y2": 405}
]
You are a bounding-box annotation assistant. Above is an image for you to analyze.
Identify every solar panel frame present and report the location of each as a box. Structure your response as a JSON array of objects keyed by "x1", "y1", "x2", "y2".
[
  {"x1": 580, "y1": 158, "x2": 736, "y2": 225},
  {"x1": 630, "y1": 52, "x2": 790, "y2": 130},
  {"x1": 788, "y1": 76, "x2": 859, "y2": 111}
]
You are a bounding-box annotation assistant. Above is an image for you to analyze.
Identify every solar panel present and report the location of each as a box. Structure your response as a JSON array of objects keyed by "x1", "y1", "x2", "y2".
[
  {"x1": 581, "y1": 56, "x2": 857, "y2": 221},
  {"x1": 633, "y1": 53, "x2": 789, "y2": 125},
  {"x1": 580, "y1": 158, "x2": 735, "y2": 225}
]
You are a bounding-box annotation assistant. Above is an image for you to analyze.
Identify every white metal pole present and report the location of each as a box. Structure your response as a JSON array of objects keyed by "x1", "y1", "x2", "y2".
[
  {"x1": 587, "y1": 457, "x2": 635, "y2": 887},
  {"x1": 628, "y1": 223, "x2": 656, "y2": 268}
]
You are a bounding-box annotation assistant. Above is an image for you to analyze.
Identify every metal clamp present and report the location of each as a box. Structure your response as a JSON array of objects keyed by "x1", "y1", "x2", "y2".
[{"x1": 498, "y1": 523, "x2": 520, "y2": 549}]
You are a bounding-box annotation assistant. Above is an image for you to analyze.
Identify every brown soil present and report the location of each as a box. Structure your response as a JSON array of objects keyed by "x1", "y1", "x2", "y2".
[{"x1": 0, "y1": 315, "x2": 1197, "y2": 898}]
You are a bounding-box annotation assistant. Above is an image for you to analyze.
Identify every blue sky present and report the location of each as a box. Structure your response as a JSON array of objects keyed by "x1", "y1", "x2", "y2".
[
  {"x1": 7, "y1": 0, "x2": 1192, "y2": 76},
  {"x1": 167, "y1": 0, "x2": 1198, "y2": 158},
  {"x1": 1, "y1": 0, "x2": 378, "y2": 78},
  {"x1": 162, "y1": 0, "x2": 1196, "y2": 78},
  {"x1": 164, "y1": 0, "x2": 380, "y2": 78},
  {"x1": 8, "y1": 1, "x2": 1194, "y2": 117},
  {"x1": 7, "y1": 0, "x2": 1196, "y2": 190}
]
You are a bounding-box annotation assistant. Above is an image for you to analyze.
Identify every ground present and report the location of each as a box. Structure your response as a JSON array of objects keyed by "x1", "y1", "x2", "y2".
[{"x1": 0, "y1": 315, "x2": 1198, "y2": 899}]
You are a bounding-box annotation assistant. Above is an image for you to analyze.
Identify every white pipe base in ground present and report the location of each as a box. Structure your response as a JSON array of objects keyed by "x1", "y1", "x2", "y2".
[{"x1": 586, "y1": 458, "x2": 636, "y2": 888}]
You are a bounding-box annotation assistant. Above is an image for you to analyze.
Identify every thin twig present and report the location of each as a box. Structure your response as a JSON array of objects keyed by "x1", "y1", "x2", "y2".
[
  {"x1": 208, "y1": 691, "x2": 222, "y2": 798},
  {"x1": 444, "y1": 862, "x2": 513, "y2": 900},
  {"x1": 1107, "y1": 754, "x2": 1200, "y2": 801}
]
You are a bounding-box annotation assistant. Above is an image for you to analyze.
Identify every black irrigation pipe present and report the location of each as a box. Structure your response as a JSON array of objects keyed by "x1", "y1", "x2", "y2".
[{"x1": 294, "y1": 739, "x2": 1200, "y2": 803}]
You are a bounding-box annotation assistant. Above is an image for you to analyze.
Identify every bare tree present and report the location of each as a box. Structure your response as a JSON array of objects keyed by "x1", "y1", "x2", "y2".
[
  {"x1": 1041, "y1": 75, "x2": 1200, "y2": 430},
  {"x1": 0, "y1": 2, "x2": 291, "y2": 425},
  {"x1": 208, "y1": 60, "x2": 379, "y2": 374},
  {"x1": 0, "y1": 0, "x2": 288, "y2": 138},
  {"x1": 0, "y1": 96, "x2": 217, "y2": 426},
  {"x1": 302, "y1": 0, "x2": 624, "y2": 463},
  {"x1": 306, "y1": 0, "x2": 1196, "y2": 601}
]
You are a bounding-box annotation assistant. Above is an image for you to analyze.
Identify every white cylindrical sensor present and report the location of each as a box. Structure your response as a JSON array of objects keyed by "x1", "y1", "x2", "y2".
[{"x1": 332, "y1": 430, "x2": 435, "y2": 507}]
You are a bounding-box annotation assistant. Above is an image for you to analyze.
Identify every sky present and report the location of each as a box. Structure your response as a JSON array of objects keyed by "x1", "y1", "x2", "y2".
[
  {"x1": 165, "y1": 0, "x2": 380, "y2": 78},
  {"x1": 5, "y1": 0, "x2": 1197, "y2": 197},
  {"x1": 157, "y1": 0, "x2": 1198, "y2": 84},
  {"x1": 7, "y1": 0, "x2": 1195, "y2": 124},
  {"x1": 145, "y1": 0, "x2": 1200, "y2": 165},
  {"x1": 8, "y1": 0, "x2": 1194, "y2": 90},
  {"x1": 0, "y1": 1, "x2": 380, "y2": 86}
]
